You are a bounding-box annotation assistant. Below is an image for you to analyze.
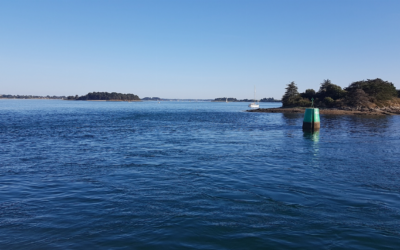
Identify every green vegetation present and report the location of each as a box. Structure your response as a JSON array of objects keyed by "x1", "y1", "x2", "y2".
[
  {"x1": 259, "y1": 97, "x2": 280, "y2": 102},
  {"x1": 281, "y1": 82, "x2": 299, "y2": 106},
  {"x1": 1, "y1": 95, "x2": 65, "y2": 99},
  {"x1": 282, "y1": 82, "x2": 310, "y2": 107},
  {"x1": 67, "y1": 92, "x2": 140, "y2": 101},
  {"x1": 142, "y1": 97, "x2": 161, "y2": 101},
  {"x1": 282, "y1": 78, "x2": 399, "y2": 108},
  {"x1": 300, "y1": 89, "x2": 316, "y2": 100},
  {"x1": 345, "y1": 79, "x2": 397, "y2": 101},
  {"x1": 213, "y1": 97, "x2": 238, "y2": 102}
]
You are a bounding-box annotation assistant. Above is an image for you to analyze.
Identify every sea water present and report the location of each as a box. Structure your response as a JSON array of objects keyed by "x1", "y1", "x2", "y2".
[{"x1": 1, "y1": 100, "x2": 400, "y2": 249}]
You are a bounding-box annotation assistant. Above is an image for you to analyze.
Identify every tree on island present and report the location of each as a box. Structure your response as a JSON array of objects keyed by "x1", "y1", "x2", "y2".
[
  {"x1": 300, "y1": 89, "x2": 316, "y2": 100},
  {"x1": 345, "y1": 78, "x2": 397, "y2": 101},
  {"x1": 67, "y1": 92, "x2": 140, "y2": 101},
  {"x1": 142, "y1": 97, "x2": 161, "y2": 101},
  {"x1": 213, "y1": 97, "x2": 238, "y2": 102},
  {"x1": 346, "y1": 89, "x2": 369, "y2": 109},
  {"x1": 325, "y1": 84, "x2": 346, "y2": 100},
  {"x1": 283, "y1": 78, "x2": 399, "y2": 108},
  {"x1": 319, "y1": 79, "x2": 332, "y2": 92},
  {"x1": 260, "y1": 97, "x2": 279, "y2": 102},
  {"x1": 282, "y1": 82, "x2": 311, "y2": 107},
  {"x1": 282, "y1": 81, "x2": 301, "y2": 107},
  {"x1": 315, "y1": 79, "x2": 346, "y2": 101}
]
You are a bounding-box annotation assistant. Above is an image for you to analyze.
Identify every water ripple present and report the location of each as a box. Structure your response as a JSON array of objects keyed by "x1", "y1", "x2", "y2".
[{"x1": 1, "y1": 100, "x2": 400, "y2": 249}]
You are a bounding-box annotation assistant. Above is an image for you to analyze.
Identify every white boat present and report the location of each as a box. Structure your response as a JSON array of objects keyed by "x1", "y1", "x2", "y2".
[
  {"x1": 248, "y1": 103, "x2": 259, "y2": 108},
  {"x1": 248, "y1": 86, "x2": 259, "y2": 108}
]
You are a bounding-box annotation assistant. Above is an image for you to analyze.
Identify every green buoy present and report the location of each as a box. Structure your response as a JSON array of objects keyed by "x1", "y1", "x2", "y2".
[{"x1": 302, "y1": 108, "x2": 320, "y2": 130}]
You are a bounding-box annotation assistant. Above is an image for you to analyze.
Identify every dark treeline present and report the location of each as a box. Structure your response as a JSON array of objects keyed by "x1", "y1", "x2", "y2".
[
  {"x1": 1, "y1": 95, "x2": 66, "y2": 99},
  {"x1": 213, "y1": 98, "x2": 238, "y2": 102},
  {"x1": 259, "y1": 98, "x2": 280, "y2": 102},
  {"x1": 282, "y1": 78, "x2": 400, "y2": 108},
  {"x1": 67, "y1": 92, "x2": 140, "y2": 101},
  {"x1": 121, "y1": 97, "x2": 213, "y2": 101},
  {"x1": 213, "y1": 97, "x2": 280, "y2": 102},
  {"x1": 142, "y1": 97, "x2": 161, "y2": 101}
]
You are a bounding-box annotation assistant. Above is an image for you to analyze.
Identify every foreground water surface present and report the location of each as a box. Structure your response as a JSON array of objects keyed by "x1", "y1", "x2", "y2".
[{"x1": 1, "y1": 100, "x2": 400, "y2": 249}]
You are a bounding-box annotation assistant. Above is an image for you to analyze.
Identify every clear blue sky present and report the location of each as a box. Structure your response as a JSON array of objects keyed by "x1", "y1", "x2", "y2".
[{"x1": 1, "y1": 0, "x2": 399, "y2": 99}]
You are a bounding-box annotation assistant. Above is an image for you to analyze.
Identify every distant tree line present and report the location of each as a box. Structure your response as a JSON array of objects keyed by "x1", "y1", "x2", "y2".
[
  {"x1": 67, "y1": 92, "x2": 140, "y2": 101},
  {"x1": 142, "y1": 97, "x2": 161, "y2": 101},
  {"x1": 213, "y1": 97, "x2": 238, "y2": 102},
  {"x1": 213, "y1": 97, "x2": 280, "y2": 102},
  {"x1": 0, "y1": 95, "x2": 66, "y2": 99},
  {"x1": 143, "y1": 97, "x2": 213, "y2": 101},
  {"x1": 259, "y1": 97, "x2": 280, "y2": 102},
  {"x1": 282, "y1": 78, "x2": 399, "y2": 109}
]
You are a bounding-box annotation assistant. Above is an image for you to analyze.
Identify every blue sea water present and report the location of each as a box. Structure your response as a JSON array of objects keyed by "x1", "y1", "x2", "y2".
[{"x1": 1, "y1": 100, "x2": 400, "y2": 249}]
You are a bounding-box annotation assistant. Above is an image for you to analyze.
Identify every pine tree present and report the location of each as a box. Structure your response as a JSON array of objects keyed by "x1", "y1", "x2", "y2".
[
  {"x1": 282, "y1": 81, "x2": 300, "y2": 107},
  {"x1": 319, "y1": 79, "x2": 332, "y2": 92}
]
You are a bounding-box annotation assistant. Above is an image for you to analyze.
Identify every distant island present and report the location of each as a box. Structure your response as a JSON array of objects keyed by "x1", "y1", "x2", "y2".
[
  {"x1": 142, "y1": 97, "x2": 162, "y2": 101},
  {"x1": 213, "y1": 97, "x2": 281, "y2": 102},
  {"x1": 0, "y1": 95, "x2": 66, "y2": 99},
  {"x1": 142, "y1": 97, "x2": 212, "y2": 101},
  {"x1": 248, "y1": 78, "x2": 400, "y2": 115},
  {"x1": 66, "y1": 92, "x2": 140, "y2": 101}
]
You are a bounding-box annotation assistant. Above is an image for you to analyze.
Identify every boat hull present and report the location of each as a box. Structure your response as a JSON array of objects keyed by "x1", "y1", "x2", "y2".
[{"x1": 248, "y1": 103, "x2": 259, "y2": 108}]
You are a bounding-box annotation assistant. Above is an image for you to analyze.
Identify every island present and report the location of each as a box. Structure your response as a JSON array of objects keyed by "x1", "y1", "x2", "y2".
[
  {"x1": 142, "y1": 97, "x2": 212, "y2": 101},
  {"x1": 0, "y1": 95, "x2": 66, "y2": 99},
  {"x1": 66, "y1": 92, "x2": 140, "y2": 101},
  {"x1": 247, "y1": 78, "x2": 400, "y2": 115},
  {"x1": 213, "y1": 97, "x2": 281, "y2": 102}
]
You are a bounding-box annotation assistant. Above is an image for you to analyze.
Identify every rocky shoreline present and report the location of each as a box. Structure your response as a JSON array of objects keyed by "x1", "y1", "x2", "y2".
[{"x1": 247, "y1": 107, "x2": 400, "y2": 115}]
